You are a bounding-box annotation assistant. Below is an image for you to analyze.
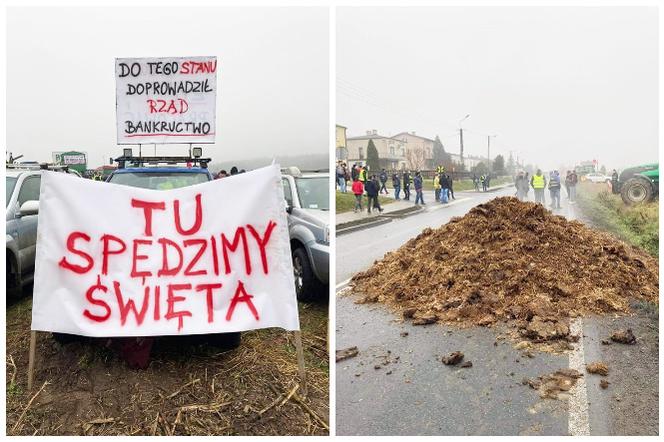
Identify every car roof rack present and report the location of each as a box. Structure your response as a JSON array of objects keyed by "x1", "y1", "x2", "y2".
[
  {"x1": 6, "y1": 162, "x2": 71, "y2": 172},
  {"x1": 113, "y1": 155, "x2": 211, "y2": 170}
]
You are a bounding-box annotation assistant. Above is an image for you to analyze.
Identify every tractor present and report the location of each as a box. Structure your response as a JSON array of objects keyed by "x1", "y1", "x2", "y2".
[{"x1": 611, "y1": 163, "x2": 659, "y2": 205}]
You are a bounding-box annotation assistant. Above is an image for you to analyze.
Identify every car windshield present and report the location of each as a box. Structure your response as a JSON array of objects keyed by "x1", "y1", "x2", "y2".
[
  {"x1": 109, "y1": 171, "x2": 210, "y2": 190},
  {"x1": 295, "y1": 177, "x2": 329, "y2": 210},
  {"x1": 6, "y1": 177, "x2": 17, "y2": 206}
]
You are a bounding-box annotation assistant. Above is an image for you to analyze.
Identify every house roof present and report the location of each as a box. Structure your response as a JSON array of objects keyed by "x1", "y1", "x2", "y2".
[{"x1": 392, "y1": 132, "x2": 435, "y2": 142}]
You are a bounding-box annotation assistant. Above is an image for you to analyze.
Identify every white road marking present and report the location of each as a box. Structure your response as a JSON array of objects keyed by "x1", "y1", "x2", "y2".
[
  {"x1": 568, "y1": 318, "x2": 591, "y2": 435},
  {"x1": 336, "y1": 278, "x2": 351, "y2": 290},
  {"x1": 424, "y1": 197, "x2": 472, "y2": 211}
]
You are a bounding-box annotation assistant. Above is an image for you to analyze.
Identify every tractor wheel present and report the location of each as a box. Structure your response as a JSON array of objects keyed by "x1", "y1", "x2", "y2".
[{"x1": 620, "y1": 176, "x2": 653, "y2": 205}]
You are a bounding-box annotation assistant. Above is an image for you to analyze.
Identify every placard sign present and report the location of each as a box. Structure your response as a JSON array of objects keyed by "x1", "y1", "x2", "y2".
[
  {"x1": 32, "y1": 165, "x2": 300, "y2": 336},
  {"x1": 115, "y1": 56, "x2": 217, "y2": 145}
]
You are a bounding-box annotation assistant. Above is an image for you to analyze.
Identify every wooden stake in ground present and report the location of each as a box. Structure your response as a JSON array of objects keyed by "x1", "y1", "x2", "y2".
[
  {"x1": 27, "y1": 331, "x2": 37, "y2": 391},
  {"x1": 293, "y1": 330, "x2": 307, "y2": 397}
]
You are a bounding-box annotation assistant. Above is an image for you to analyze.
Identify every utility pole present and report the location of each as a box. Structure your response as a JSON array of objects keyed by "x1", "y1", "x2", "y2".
[
  {"x1": 458, "y1": 114, "x2": 470, "y2": 168},
  {"x1": 487, "y1": 134, "x2": 497, "y2": 173}
]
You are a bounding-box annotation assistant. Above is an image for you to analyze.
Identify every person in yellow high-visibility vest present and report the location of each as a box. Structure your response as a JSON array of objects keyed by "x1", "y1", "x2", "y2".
[
  {"x1": 433, "y1": 173, "x2": 441, "y2": 201},
  {"x1": 530, "y1": 169, "x2": 547, "y2": 205}
]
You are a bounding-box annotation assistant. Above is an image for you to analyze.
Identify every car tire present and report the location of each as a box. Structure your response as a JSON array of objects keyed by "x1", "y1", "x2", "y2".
[
  {"x1": 6, "y1": 258, "x2": 20, "y2": 298},
  {"x1": 620, "y1": 176, "x2": 653, "y2": 205},
  {"x1": 292, "y1": 247, "x2": 322, "y2": 302}
]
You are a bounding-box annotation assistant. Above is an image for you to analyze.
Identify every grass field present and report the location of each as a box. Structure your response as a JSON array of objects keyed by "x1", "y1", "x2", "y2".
[
  {"x1": 576, "y1": 181, "x2": 658, "y2": 257},
  {"x1": 6, "y1": 293, "x2": 329, "y2": 435},
  {"x1": 336, "y1": 191, "x2": 394, "y2": 213}
]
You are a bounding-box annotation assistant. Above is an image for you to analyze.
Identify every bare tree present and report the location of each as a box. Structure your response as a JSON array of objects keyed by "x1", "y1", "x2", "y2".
[{"x1": 405, "y1": 146, "x2": 426, "y2": 170}]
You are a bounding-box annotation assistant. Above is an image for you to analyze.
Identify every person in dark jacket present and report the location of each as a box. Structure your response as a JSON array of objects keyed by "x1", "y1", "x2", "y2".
[
  {"x1": 447, "y1": 174, "x2": 455, "y2": 200},
  {"x1": 403, "y1": 170, "x2": 411, "y2": 200},
  {"x1": 365, "y1": 175, "x2": 383, "y2": 214},
  {"x1": 379, "y1": 169, "x2": 388, "y2": 194},
  {"x1": 414, "y1": 172, "x2": 424, "y2": 205},
  {"x1": 392, "y1": 172, "x2": 401, "y2": 200}
]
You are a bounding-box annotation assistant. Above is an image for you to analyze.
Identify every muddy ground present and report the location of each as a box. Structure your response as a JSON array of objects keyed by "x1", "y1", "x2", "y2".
[{"x1": 6, "y1": 293, "x2": 329, "y2": 436}]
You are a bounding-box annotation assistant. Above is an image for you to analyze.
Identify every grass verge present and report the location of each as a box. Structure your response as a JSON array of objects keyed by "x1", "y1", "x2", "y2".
[
  {"x1": 576, "y1": 182, "x2": 658, "y2": 257},
  {"x1": 336, "y1": 191, "x2": 393, "y2": 214}
]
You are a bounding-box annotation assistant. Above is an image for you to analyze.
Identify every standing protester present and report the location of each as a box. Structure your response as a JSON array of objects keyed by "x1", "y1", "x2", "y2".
[
  {"x1": 336, "y1": 161, "x2": 347, "y2": 193},
  {"x1": 515, "y1": 171, "x2": 527, "y2": 201},
  {"x1": 480, "y1": 174, "x2": 487, "y2": 192},
  {"x1": 351, "y1": 176, "x2": 364, "y2": 213},
  {"x1": 351, "y1": 163, "x2": 359, "y2": 182},
  {"x1": 365, "y1": 175, "x2": 383, "y2": 214},
  {"x1": 439, "y1": 173, "x2": 450, "y2": 204},
  {"x1": 524, "y1": 172, "x2": 530, "y2": 199},
  {"x1": 392, "y1": 172, "x2": 401, "y2": 200},
  {"x1": 472, "y1": 174, "x2": 480, "y2": 192},
  {"x1": 565, "y1": 170, "x2": 572, "y2": 201},
  {"x1": 414, "y1": 171, "x2": 424, "y2": 205},
  {"x1": 403, "y1": 170, "x2": 411, "y2": 201},
  {"x1": 359, "y1": 165, "x2": 368, "y2": 184},
  {"x1": 447, "y1": 174, "x2": 455, "y2": 200},
  {"x1": 216, "y1": 170, "x2": 228, "y2": 179},
  {"x1": 611, "y1": 169, "x2": 619, "y2": 193},
  {"x1": 379, "y1": 169, "x2": 389, "y2": 194},
  {"x1": 531, "y1": 169, "x2": 547, "y2": 205},
  {"x1": 569, "y1": 170, "x2": 578, "y2": 202},
  {"x1": 433, "y1": 173, "x2": 441, "y2": 202},
  {"x1": 548, "y1": 170, "x2": 562, "y2": 209}
]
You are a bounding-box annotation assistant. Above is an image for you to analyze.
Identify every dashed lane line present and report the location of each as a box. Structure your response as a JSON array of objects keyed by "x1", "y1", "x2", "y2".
[{"x1": 568, "y1": 318, "x2": 591, "y2": 435}]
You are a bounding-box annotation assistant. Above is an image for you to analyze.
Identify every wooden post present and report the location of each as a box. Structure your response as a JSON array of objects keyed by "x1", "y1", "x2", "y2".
[
  {"x1": 293, "y1": 331, "x2": 307, "y2": 397},
  {"x1": 27, "y1": 331, "x2": 37, "y2": 391}
]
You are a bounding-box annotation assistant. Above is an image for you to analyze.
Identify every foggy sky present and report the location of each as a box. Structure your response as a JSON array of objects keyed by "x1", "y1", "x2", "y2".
[
  {"x1": 7, "y1": 7, "x2": 328, "y2": 167},
  {"x1": 337, "y1": 6, "x2": 658, "y2": 172}
]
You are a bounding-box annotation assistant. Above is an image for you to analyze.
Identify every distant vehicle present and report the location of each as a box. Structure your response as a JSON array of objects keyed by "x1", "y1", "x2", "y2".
[
  {"x1": 281, "y1": 167, "x2": 329, "y2": 302},
  {"x1": 584, "y1": 172, "x2": 611, "y2": 184},
  {"x1": 611, "y1": 163, "x2": 659, "y2": 205},
  {"x1": 6, "y1": 164, "x2": 80, "y2": 296}
]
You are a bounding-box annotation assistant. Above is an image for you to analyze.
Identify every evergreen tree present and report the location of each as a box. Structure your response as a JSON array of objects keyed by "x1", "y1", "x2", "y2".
[
  {"x1": 366, "y1": 139, "x2": 380, "y2": 174},
  {"x1": 493, "y1": 154, "x2": 505, "y2": 175},
  {"x1": 432, "y1": 135, "x2": 452, "y2": 168}
]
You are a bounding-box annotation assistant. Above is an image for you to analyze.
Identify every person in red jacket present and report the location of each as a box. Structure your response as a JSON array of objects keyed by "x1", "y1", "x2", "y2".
[{"x1": 351, "y1": 177, "x2": 364, "y2": 213}]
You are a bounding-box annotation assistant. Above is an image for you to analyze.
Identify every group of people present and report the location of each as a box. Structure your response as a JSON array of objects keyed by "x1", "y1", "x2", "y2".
[
  {"x1": 215, "y1": 166, "x2": 246, "y2": 179},
  {"x1": 514, "y1": 168, "x2": 578, "y2": 209},
  {"x1": 471, "y1": 174, "x2": 491, "y2": 192}
]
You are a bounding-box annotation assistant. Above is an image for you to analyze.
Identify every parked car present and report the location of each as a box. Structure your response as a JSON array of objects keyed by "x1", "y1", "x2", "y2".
[
  {"x1": 584, "y1": 172, "x2": 611, "y2": 184},
  {"x1": 6, "y1": 164, "x2": 79, "y2": 296},
  {"x1": 281, "y1": 167, "x2": 329, "y2": 302}
]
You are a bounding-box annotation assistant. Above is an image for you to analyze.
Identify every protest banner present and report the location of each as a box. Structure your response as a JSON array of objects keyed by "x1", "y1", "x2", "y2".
[
  {"x1": 31, "y1": 165, "x2": 299, "y2": 337},
  {"x1": 115, "y1": 56, "x2": 217, "y2": 145}
]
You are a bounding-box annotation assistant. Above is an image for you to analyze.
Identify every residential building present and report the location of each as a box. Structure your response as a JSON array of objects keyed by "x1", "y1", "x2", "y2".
[
  {"x1": 336, "y1": 124, "x2": 347, "y2": 161},
  {"x1": 392, "y1": 132, "x2": 435, "y2": 169},
  {"x1": 346, "y1": 130, "x2": 407, "y2": 170}
]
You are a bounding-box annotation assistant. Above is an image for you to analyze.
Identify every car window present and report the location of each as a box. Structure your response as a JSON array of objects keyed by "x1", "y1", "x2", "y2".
[
  {"x1": 17, "y1": 175, "x2": 41, "y2": 206},
  {"x1": 295, "y1": 177, "x2": 329, "y2": 210},
  {"x1": 108, "y1": 171, "x2": 210, "y2": 190},
  {"x1": 282, "y1": 178, "x2": 293, "y2": 203},
  {"x1": 6, "y1": 177, "x2": 17, "y2": 207}
]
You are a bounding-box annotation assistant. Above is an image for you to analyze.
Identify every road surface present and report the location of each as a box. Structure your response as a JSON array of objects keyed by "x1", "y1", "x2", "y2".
[{"x1": 336, "y1": 187, "x2": 658, "y2": 436}]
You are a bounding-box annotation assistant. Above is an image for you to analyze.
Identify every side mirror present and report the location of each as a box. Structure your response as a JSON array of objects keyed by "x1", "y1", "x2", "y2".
[
  {"x1": 19, "y1": 200, "x2": 39, "y2": 216},
  {"x1": 284, "y1": 199, "x2": 293, "y2": 214}
]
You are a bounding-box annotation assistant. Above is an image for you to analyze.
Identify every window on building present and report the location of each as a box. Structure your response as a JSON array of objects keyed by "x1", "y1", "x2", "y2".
[{"x1": 390, "y1": 146, "x2": 395, "y2": 156}]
